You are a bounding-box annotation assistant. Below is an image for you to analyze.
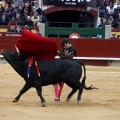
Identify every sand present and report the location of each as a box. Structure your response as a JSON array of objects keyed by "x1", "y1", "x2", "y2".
[{"x1": 0, "y1": 64, "x2": 120, "y2": 120}]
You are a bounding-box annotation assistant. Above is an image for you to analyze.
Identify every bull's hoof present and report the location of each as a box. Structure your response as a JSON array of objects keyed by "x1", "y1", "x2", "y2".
[
  {"x1": 41, "y1": 102, "x2": 46, "y2": 107},
  {"x1": 77, "y1": 100, "x2": 80, "y2": 104},
  {"x1": 66, "y1": 98, "x2": 70, "y2": 102},
  {"x1": 12, "y1": 98, "x2": 19, "y2": 102}
]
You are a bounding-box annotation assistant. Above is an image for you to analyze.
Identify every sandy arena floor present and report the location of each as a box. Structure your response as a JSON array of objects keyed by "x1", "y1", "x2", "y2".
[{"x1": 0, "y1": 64, "x2": 120, "y2": 120}]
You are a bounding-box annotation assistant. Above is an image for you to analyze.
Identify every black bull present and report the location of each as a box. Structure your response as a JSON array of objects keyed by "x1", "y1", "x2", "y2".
[{"x1": 1, "y1": 49, "x2": 97, "y2": 107}]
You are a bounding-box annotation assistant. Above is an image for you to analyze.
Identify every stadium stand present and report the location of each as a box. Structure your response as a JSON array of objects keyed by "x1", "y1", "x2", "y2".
[{"x1": 0, "y1": 0, "x2": 47, "y2": 33}]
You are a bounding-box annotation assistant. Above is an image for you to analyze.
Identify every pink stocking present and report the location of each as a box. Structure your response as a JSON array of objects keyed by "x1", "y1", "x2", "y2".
[
  {"x1": 58, "y1": 82, "x2": 64, "y2": 98},
  {"x1": 54, "y1": 84, "x2": 59, "y2": 100}
]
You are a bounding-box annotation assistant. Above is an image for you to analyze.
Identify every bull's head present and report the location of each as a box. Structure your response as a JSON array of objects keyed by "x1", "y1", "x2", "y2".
[
  {"x1": 1, "y1": 49, "x2": 18, "y2": 64},
  {"x1": 1, "y1": 49, "x2": 27, "y2": 70}
]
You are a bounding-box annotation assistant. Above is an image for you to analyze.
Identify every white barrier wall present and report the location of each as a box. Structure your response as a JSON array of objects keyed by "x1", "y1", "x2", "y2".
[
  {"x1": 105, "y1": 25, "x2": 111, "y2": 39},
  {"x1": 39, "y1": 23, "x2": 45, "y2": 36}
]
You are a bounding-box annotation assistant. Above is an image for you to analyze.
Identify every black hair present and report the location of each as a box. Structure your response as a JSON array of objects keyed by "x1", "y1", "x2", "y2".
[{"x1": 61, "y1": 38, "x2": 70, "y2": 47}]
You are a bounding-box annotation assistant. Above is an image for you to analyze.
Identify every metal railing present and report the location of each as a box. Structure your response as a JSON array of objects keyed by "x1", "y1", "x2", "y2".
[{"x1": 45, "y1": 22, "x2": 105, "y2": 38}]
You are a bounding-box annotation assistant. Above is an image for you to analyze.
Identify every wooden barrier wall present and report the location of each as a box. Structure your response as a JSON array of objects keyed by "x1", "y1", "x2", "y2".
[
  {"x1": 0, "y1": 36, "x2": 120, "y2": 66},
  {"x1": 54, "y1": 38, "x2": 120, "y2": 58},
  {"x1": 0, "y1": 36, "x2": 18, "y2": 52}
]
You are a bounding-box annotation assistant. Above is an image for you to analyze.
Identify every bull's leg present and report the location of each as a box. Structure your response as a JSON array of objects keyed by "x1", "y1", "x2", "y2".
[
  {"x1": 66, "y1": 88, "x2": 77, "y2": 102},
  {"x1": 77, "y1": 84, "x2": 83, "y2": 103},
  {"x1": 12, "y1": 83, "x2": 31, "y2": 102},
  {"x1": 34, "y1": 79, "x2": 46, "y2": 107},
  {"x1": 35, "y1": 87, "x2": 46, "y2": 107}
]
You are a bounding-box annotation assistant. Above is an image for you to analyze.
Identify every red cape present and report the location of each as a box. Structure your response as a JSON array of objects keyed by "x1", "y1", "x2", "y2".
[{"x1": 16, "y1": 30, "x2": 58, "y2": 60}]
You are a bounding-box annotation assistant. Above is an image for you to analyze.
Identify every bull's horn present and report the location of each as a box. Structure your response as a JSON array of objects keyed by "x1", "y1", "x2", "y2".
[
  {"x1": 1, "y1": 49, "x2": 5, "y2": 54},
  {"x1": 15, "y1": 45, "x2": 21, "y2": 56},
  {"x1": 1, "y1": 49, "x2": 4, "y2": 53}
]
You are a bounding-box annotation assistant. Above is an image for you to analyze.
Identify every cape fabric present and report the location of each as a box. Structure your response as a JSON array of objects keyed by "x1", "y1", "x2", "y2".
[{"x1": 16, "y1": 30, "x2": 58, "y2": 60}]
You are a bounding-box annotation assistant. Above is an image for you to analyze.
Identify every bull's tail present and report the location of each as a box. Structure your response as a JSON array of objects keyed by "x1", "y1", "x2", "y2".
[{"x1": 80, "y1": 61, "x2": 98, "y2": 90}]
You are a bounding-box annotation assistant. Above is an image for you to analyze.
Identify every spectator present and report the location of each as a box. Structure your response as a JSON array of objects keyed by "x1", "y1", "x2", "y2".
[
  {"x1": 7, "y1": 24, "x2": 16, "y2": 32},
  {"x1": 98, "y1": 18, "x2": 110, "y2": 28},
  {"x1": 115, "y1": 12, "x2": 120, "y2": 28},
  {"x1": 8, "y1": 16, "x2": 17, "y2": 27},
  {"x1": 32, "y1": 1, "x2": 47, "y2": 23},
  {"x1": 21, "y1": 2, "x2": 31, "y2": 16},
  {"x1": 24, "y1": 15, "x2": 33, "y2": 26},
  {"x1": 31, "y1": 12, "x2": 40, "y2": 26},
  {"x1": 99, "y1": 7, "x2": 108, "y2": 19},
  {"x1": 15, "y1": 13, "x2": 23, "y2": 25},
  {"x1": 12, "y1": 0, "x2": 24, "y2": 8},
  {"x1": 11, "y1": 7, "x2": 20, "y2": 18},
  {"x1": 109, "y1": 0, "x2": 114, "y2": 5},
  {"x1": 15, "y1": 25, "x2": 22, "y2": 33},
  {"x1": 4, "y1": 6, "x2": 12, "y2": 19},
  {"x1": 108, "y1": 15, "x2": 114, "y2": 25},
  {"x1": 30, "y1": 8, "x2": 36, "y2": 16},
  {"x1": 2, "y1": 10, "x2": 10, "y2": 22},
  {"x1": 30, "y1": 0, "x2": 36, "y2": 9},
  {"x1": 84, "y1": 7, "x2": 93, "y2": 28},
  {"x1": 23, "y1": 24, "x2": 31, "y2": 31},
  {"x1": 0, "y1": 15, "x2": 9, "y2": 25},
  {"x1": 104, "y1": 0, "x2": 110, "y2": 8},
  {"x1": 6, "y1": 0, "x2": 12, "y2": 8},
  {"x1": 98, "y1": 0, "x2": 105, "y2": 8},
  {"x1": 111, "y1": 11, "x2": 120, "y2": 29},
  {"x1": 40, "y1": 11, "x2": 48, "y2": 23},
  {"x1": 0, "y1": 4, "x2": 3, "y2": 15},
  {"x1": 18, "y1": 4, "x2": 24, "y2": 14},
  {"x1": 1, "y1": 0, "x2": 6, "y2": 9},
  {"x1": 23, "y1": 0, "x2": 26, "y2": 4},
  {"x1": 111, "y1": 18, "x2": 119, "y2": 29},
  {"x1": 109, "y1": 33, "x2": 117, "y2": 39},
  {"x1": 33, "y1": 2, "x2": 42, "y2": 15},
  {"x1": 107, "y1": 6, "x2": 115, "y2": 16},
  {"x1": 79, "y1": 10, "x2": 85, "y2": 28},
  {"x1": 114, "y1": 0, "x2": 120, "y2": 7},
  {"x1": 36, "y1": 28, "x2": 42, "y2": 36},
  {"x1": 21, "y1": 13, "x2": 28, "y2": 25}
]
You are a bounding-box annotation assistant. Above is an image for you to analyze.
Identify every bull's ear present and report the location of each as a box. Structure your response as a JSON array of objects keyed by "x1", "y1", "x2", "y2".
[{"x1": 15, "y1": 45, "x2": 21, "y2": 56}]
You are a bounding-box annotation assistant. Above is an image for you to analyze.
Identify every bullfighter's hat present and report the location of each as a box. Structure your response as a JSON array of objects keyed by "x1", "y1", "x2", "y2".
[{"x1": 16, "y1": 30, "x2": 58, "y2": 60}]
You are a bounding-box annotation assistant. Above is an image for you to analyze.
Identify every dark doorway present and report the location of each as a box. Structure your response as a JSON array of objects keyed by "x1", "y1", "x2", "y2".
[
  {"x1": 46, "y1": 10, "x2": 94, "y2": 27},
  {"x1": 46, "y1": 10, "x2": 80, "y2": 23}
]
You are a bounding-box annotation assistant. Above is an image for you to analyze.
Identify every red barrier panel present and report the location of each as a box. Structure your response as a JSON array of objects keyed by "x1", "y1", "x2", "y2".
[
  {"x1": 0, "y1": 37, "x2": 120, "y2": 66},
  {"x1": 0, "y1": 37, "x2": 18, "y2": 53},
  {"x1": 54, "y1": 38, "x2": 120, "y2": 58}
]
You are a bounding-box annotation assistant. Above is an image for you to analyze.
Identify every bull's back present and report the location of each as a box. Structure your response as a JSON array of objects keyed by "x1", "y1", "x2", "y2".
[
  {"x1": 38, "y1": 59, "x2": 81, "y2": 71},
  {"x1": 43, "y1": 60, "x2": 82, "y2": 80},
  {"x1": 62, "y1": 60, "x2": 82, "y2": 80}
]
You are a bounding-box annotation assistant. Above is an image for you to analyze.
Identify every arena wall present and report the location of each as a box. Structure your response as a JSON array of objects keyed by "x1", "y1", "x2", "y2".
[{"x1": 0, "y1": 35, "x2": 120, "y2": 66}]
